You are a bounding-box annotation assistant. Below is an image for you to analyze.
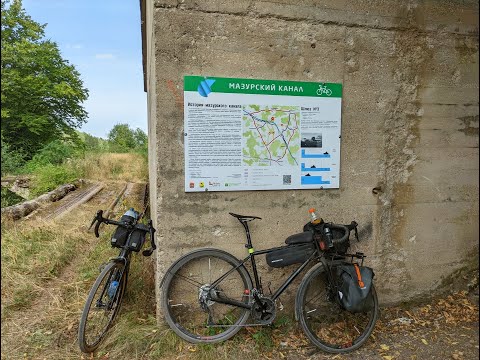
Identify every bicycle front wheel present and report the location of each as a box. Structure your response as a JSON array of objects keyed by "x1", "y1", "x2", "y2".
[
  {"x1": 78, "y1": 261, "x2": 127, "y2": 353},
  {"x1": 296, "y1": 263, "x2": 378, "y2": 353},
  {"x1": 161, "y1": 249, "x2": 253, "y2": 343}
]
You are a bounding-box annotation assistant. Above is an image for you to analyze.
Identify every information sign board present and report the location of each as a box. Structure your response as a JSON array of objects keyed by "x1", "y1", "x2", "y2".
[{"x1": 184, "y1": 76, "x2": 342, "y2": 192}]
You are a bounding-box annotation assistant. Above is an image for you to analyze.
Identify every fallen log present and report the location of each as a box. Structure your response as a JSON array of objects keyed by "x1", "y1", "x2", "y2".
[
  {"x1": 50, "y1": 183, "x2": 104, "y2": 221},
  {"x1": 1, "y1": 183, "x2": 77, "y2": 220}
]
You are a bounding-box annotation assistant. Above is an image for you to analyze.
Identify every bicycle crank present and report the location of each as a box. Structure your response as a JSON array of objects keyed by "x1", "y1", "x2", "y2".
[{"x1": 251, "y1": 297, "x2": 276, "y2": 325}]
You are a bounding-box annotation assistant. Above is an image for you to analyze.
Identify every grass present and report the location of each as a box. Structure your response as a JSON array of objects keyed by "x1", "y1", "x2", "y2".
[
  {"x1": 29, "y1": 164, "x2": 79, "y2": 197},
  {"x1": 0, "y1": 219, "x2": 84, "y2": 315},
  {"x1": 1, "y1": 204, "x2": 302, "y2": 359},
  {"x1": 77, "y1": 152, "x2": 148, "y2": 182},
  {"x1": 2, "y1": 152, "x2": 148, "y2": 203},
  {"x1": 1, "y1": 178, "x2": 305, "y2": 360}
]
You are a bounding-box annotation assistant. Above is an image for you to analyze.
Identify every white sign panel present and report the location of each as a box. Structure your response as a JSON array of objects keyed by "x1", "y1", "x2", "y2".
[{"x1": 184, "y1": 76, "x2": 342, "y2": 192}]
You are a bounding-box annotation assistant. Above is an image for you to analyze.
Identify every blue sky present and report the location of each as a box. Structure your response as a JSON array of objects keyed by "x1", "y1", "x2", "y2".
[{"x1": 22, "y1": 0, "x2": 147, "y2": 139}]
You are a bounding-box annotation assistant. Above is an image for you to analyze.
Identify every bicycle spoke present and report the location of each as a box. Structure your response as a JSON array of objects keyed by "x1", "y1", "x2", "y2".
[
  {"x1": 209, "y1": 257, "x2": 211, "y2": 285},
  {"x1": 79, "y1": 262, "x2": 126, "y2": 353},
  {"x1": 297, "y1": 265, "x2": 378, "y2": 353},
  {"x1": 162, "y1": 250, "x2": 251, "y2": 343},
  {"x1": 169, "y1": 271, "x2": 204, "y2": 288}
]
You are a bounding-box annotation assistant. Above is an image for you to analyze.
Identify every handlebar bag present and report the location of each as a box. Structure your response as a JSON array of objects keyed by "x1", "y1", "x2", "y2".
[
  {"x1": 127, "y1": 228, "x2": 148, "y2": 252},
  {"x1": 266, "y1": 243, "x2": 315, "y2": 268},
  {"x1": 303, "y1": 222, "x2": 351, "y2": 254},
  {"x1": 335, "y1": 263, "x2": 374, "y2": 313},
  {"x1": 111, "y1": 226, "x2": 129, "y2": 248},
  {"x1": 330, "y1": 224, "x2": 351, "y2": 254}
]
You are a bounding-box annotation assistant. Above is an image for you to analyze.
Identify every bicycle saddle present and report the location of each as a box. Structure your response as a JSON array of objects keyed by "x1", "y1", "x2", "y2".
[{"x1": 229, "y1": 212, "x2": 262, "y2": 221}]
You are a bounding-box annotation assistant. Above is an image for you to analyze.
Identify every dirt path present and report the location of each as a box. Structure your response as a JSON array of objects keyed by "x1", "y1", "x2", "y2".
[{"x1": 1, "y1": 181, "x2": 148, "y2": 360}]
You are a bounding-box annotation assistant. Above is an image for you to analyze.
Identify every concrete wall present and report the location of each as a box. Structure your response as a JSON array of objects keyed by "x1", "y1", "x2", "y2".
[{"x1": 143, "y1": 0, "x2": 479, "y2": 316}]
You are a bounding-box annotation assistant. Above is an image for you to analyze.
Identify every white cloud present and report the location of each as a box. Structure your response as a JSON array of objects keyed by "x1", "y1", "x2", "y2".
[
  {"x1": 95, "y1": 53, "x2": 115, "y2": 60},
  {"x1": 66, "y1": 43, "x2": 84, "y2": 49}
]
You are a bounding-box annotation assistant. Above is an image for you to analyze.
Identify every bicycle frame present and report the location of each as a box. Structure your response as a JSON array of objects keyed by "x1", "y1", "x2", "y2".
[
  {"x1": 209, "y1": 216, "x2": 323, "y2": 311},
  {"x1": 207, "y1": 217, "x2": 359, "y2": 312}
]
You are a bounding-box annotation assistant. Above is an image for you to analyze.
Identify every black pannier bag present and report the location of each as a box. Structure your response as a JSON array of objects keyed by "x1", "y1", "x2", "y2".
[
  {"x1": 111, "y1": 226, "x2": 129, "y2": 248},
  {"x1": 127, "y1": 228, "x2": 148, "y2": 252},
  {"x1": 336, "y1": 263, "x2": 374, "y2": 313},
  {"x1": 266, "y1": 243, "x2": 315, "y2": 268}
]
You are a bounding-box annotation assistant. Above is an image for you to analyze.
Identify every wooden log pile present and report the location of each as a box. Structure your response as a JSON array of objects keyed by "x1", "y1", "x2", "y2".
[{"x1": 1, "y1": 183, "x2": 77, "y2": 220}]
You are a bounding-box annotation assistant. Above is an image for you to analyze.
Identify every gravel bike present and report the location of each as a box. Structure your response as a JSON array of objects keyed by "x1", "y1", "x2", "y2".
[
  {"x1": 161, "y1": 211, "x2": 378, "y2": 353},
  {"x1": 78, "y1": 208, "x2": 156, "y2": 353}
]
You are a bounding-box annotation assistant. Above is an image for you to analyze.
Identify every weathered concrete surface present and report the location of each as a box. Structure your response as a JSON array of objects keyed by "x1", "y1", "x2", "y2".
[{"x1": 143, "y1": 0, "x2": 479, "y2": 317}]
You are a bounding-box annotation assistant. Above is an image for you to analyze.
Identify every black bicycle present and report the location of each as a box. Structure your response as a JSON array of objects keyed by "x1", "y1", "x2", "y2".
[
  {"x1": 78, "y1": 208, "x2": 156, "y2": 353},
  {"x1": 161, "y1": 211, "x2": 378, "y2": 353}
]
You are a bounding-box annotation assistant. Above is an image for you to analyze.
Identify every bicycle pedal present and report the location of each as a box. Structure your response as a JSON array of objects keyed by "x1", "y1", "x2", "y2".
[{"x1": 276, "y1": 298, "x2": 284, "y2": 311}]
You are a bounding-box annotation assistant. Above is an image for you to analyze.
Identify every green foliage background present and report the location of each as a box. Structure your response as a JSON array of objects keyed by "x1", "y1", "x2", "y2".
[
  {"x1": 1, "y1": 0, "x2": 88, "y2": 157},
  {"x1": 0, "y1": 1, "x2": 149, "y2": 206}
]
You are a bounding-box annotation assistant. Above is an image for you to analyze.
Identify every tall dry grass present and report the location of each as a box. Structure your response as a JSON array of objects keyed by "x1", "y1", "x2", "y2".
[
  {"x1": 75, "y1": 152, "x2": 148, "y2": 182},
  {"x1": 0, "y1": 219, "x2": 84, "y2": 316}
]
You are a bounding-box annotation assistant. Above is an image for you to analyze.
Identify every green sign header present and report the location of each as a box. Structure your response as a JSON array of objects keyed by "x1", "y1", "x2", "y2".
[{"x1": 184, "y1": 76, "x2": 342, "y2": 98}]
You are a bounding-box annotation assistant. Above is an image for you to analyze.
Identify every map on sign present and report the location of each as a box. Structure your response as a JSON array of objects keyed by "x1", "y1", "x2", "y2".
[{"x1": 242, "y1": 105, "x2": 301, "y2": 166}]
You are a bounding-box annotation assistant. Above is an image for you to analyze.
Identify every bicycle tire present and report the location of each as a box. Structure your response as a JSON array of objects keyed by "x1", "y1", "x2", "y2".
[
  {"x1": 296, "y1": 262, "x2": 378, "y2": 353},
  {"x1": 161, "y1": 248, "x2": 253, "y2": 343},
  {"x1": 78, "y1": 261, "x2": 127, "y2": 353}
]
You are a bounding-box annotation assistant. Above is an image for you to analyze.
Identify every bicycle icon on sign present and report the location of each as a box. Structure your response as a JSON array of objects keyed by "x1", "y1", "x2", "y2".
[{"x1": 316, "y1": 84, "x2": 332, "y2": 96}]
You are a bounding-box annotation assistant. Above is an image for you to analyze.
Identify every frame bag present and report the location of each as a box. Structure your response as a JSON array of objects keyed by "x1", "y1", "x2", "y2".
[
  {"x1": 266, "y1": 243, "x2": 315, "y2": 268},
  {"x1": 336, "y1": 263, "x2": 374, "y2": 313}
]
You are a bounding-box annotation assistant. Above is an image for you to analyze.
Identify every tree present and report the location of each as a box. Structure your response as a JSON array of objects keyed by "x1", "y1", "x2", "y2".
[
  {"x1": 108, "y1": 124, "x2": 136, "y2": 151},
  {"x1": 108, "y1": 124, "x2": 147, "y2": 152},
  {"x1": 1, "y1": 0, "x2": 89, "y2": 157},
  {"x1": 133, "y1": 128, "x2": 147, "y2": 147},
  {"x1": 1, "y1": 134, "x2": 25, "y2": 175}
]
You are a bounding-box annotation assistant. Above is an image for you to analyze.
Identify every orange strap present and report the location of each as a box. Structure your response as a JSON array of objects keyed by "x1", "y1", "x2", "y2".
[{"x1": 353, "y1": 263, "x2": 365, "y2": 289}]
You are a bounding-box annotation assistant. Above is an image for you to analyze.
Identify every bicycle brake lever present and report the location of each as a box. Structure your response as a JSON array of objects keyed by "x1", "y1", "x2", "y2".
[
  {"x1": 88, "y1": 216, "x2": 97, "y2": 230},
  {"x1": 93, "y1": 210, "x2": 103, "y2": 238},
  {"x1": 94, "y1": 219, "x2": 101, "y2": 238},
  {"x1": 88, "y1": 210, "x2": 102, "y2": 230}
]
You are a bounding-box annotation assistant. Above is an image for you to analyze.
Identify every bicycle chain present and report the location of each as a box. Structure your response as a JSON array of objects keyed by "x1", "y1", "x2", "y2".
[{"x1": 207, "y1": 323, "x2": 270, "y2": 328}]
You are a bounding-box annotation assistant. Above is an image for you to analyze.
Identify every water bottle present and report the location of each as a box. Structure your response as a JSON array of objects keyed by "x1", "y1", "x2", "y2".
[
  {"x1": 324, "y1": 226, "x2": 334, "y2": 248},
  {"x1": 108, "y1": 280, "x2": 119, "y2": 298},
  {"x1": 120, "y1": 208, "x2": 138, "y2": 224},
  {"x1": 308, "y1": 208, "x2": 322, "y2": 224}
]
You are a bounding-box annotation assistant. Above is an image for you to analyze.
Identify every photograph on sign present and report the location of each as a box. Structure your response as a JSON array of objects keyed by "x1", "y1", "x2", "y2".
[{"x1": 183, "y1": 76, "x2": 342, "y2": 192}]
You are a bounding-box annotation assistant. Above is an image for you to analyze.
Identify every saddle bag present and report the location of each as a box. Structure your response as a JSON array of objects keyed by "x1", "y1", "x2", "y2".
[
  {"x1": 336, "y1": 263, "x2": 374, "y2": 313},
  {"x1": 266, "y1": 243, "x2": 315, "y2": 268}
]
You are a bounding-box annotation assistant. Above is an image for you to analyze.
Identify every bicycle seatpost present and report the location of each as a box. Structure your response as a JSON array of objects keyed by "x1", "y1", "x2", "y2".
[{"x1": 240, "y1": 221, "x2": 253, "y2": 249}]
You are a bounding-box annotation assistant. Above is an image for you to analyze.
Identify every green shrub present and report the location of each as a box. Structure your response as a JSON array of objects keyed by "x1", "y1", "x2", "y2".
[
  {"x1": 24, "y1": 140, "x2": 80, "y2": 171},
  {"x1": 1, "y1": 138, "x2": 26, "y2": 175},
  {"x1": 1, "y1": 186, "x2": 26, "y2": 208},
  {"x1": 30, "y1": 164, "x2": 78, "y2": 197}
]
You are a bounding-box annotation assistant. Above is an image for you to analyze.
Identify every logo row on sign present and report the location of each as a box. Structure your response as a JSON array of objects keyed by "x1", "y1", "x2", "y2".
[{"x1": 189, "y1": 181, "x2": 240, "y2": 189}]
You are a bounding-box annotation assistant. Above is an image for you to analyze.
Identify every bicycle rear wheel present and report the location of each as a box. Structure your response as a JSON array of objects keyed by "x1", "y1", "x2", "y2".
[
  {"x1": 296, "y1": 263, "x2": 378, "y2": 353},
  {"x1": 161, "y1": 249, "x2": 252, "y2": 343},
  {"x1": 78, "y1": 261, "x2": 127, "y2": 353}
]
